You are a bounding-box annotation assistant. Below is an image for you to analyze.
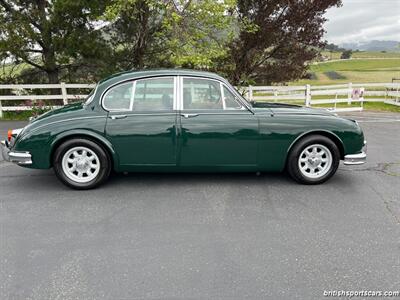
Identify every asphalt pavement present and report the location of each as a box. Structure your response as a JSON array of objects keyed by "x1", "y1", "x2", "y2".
[{"x1": 0, "y1": 112, "x2": 399, "y2": 299}]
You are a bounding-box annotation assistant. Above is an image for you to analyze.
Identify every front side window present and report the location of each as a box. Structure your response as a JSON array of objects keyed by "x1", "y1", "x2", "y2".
[
  {"x1": 183, "y1": 78, "x2": 223, "y2": 110},
  {"x1": 182, "y1": 78, "x2": 243, "y2": 110},
  {"x1": 223, "y1": 86, "x2": 242, "y2": 109}
]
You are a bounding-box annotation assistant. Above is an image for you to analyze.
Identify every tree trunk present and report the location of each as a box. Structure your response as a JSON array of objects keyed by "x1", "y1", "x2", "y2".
[
  {"x1": 46, "y1": 69, "x2": 59, "y2": 99},
  {"x1": 47, "y1": 69, "x2": 59, "y2": 84}
]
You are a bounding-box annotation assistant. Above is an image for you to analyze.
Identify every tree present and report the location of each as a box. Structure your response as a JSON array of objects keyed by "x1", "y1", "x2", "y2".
[
  {"x1": 325, "y1": 43, "x2": 345, "y2": 52},
  {"x1": 161, "y1": 0, "x2": 235, "y2": 69},
  {"x1": 103, "y1": 0, "x2": 167, "y2": 71},
  {"x1": 0, "y1": 0, "x2": 111, "y2": 83},
  {"x1": 104, "y1": 0, "x2": 235, "y2": 71},
  {"x1": 340, "y1": 49, "x2": 352, "y2": 59},
  {"x1": 224, "y1": 0, "x2": 342, "y2": 85},
  {"x1": 1, "y1": 0, "x2": 343, "y2": 86}
]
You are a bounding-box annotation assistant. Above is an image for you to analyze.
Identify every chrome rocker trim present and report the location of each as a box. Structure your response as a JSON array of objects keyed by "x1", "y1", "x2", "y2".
[{"x1": 1, "y1": 141, "x2": 32, "y2": 165}]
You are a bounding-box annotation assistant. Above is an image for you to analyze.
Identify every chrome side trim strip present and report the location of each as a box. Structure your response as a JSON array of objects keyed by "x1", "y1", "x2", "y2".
[
  {"x1": 23, "y1": 116, "x2": 106, "y2": 135},
  {"x1": 109, "y1": 113, "x2": 177, "y2": 117}
]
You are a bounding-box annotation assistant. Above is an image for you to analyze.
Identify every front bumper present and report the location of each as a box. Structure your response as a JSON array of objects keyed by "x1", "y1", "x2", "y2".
[
  {"x1": 343, "y1": 140, "x2": 367, "y2": 165},
  {"x1": 1, "y1": 140, "x2": 32, "y2": 165}
]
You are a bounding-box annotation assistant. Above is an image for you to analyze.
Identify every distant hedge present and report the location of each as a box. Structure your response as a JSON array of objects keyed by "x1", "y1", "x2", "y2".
[{"x1": 324, "y1": 71, "x2": 346, "y2": 80}]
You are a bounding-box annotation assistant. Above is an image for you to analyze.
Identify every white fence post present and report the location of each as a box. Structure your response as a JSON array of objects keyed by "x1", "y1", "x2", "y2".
[
  {"x1": 305, "y1": 84, "x2": 311, "y2": 107},
  {"x1": 60, "y1": 82, "x2": 68, "y2": 105},
  {"x1": 0, "y1": 100, "x2": 3, "y2": 118},
  {"x1": 248, "y1": 85, "x2": 253, "y2": 102},
  {"x1": 347, "y1": 82, "x2": 352, "y2": 105}
]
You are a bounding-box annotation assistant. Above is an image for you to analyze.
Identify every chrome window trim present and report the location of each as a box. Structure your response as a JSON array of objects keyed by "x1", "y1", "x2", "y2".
[
  {"x1": 84, "y1": 85, "x2": 98, "y2": 106},
  {"x1": 102, "y1": 81, "x2": 134, "y2": 112},
  {"x1": 110, "y1": 113, "x2": 177, "y2": 117},
  {"x1": 173, "y1": 76, "x2": 179, "y2": 110},
  {"x1": 178, "y1": 112, "x2": 250, "y2": 115},
  {"x1": 220, "y1": 82, "x2": 226, "y2": 110},
  {"x1": 222, "y1": 84, "x2": 245, "y2": 110},
  {"x1": 129, "y1": 81, "x2": 136, "y2": 111},
  {"x1": 98, "y1": 73, "x2": 253, "y2": 113}
]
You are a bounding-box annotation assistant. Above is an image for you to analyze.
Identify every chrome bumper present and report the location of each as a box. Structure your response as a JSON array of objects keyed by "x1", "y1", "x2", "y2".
[
  {"x1": 344, "y1": 152, "x2": 367, "y2": 165},
  {"x1": 1, "y1": 140, "x2": 32, "y2": 165},
  {"x1": 343, "y1": 140, "x2": 367, "y2": 165}
]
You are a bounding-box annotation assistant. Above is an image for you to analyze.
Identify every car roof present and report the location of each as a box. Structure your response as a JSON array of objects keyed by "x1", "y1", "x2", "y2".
[{"x1": 98, "y1": 69, "x2": 227, "y2": 87}]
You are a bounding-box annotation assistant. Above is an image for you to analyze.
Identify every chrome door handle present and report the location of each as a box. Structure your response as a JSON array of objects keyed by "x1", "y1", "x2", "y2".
[
  {"x1": 109, "y1": 115, "x2": 127, "y2": 120},
  {"x1": 181, "y1": 113, "x2": 199, "y2": 118}
]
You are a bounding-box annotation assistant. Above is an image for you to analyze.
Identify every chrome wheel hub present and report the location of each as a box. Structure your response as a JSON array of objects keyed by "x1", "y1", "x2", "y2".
[
  {"x1": 61, "y1": 146, "x2": 100, "y2": 183},
  {"x1": 298, "y1": 144, "x2": 332, "y2": 179}
]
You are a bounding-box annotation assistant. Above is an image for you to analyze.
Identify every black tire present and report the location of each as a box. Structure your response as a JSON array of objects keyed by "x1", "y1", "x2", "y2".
[
  {"x1": 53, "y1": 138, "x2": 111, "y2": 190},
  {"x1": 286, "y1": 135, "x2": 340, "y2": 184}
]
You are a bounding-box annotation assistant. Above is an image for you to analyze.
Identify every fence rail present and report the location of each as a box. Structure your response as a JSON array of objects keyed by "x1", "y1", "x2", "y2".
[
  {"x1": 0, "y1": 83, "x2": 96, "y2": 117},
  {"x1": 244, "y1": 82, "x2": 400, "y2": 112},
  {"x1": 0, "y1": 82, "x2": 399, "y2": 118}
]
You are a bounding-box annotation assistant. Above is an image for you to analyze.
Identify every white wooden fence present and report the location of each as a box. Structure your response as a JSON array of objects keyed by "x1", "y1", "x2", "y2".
[
  {"x1": 0, "y1": 82, "x2": 399, "y2": 117},
  {"x1": 0, "y1": 83, "x2": 96, "y2": 118},
  {"x1": 244, "y1": 82, "x2": 400, "y2": 112}
]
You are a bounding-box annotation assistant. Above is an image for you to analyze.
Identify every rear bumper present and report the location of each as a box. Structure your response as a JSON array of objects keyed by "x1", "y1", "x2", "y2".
[
  {"x1": 343, "y1": 140, "x2": 367, "y2": 165},
  {"x1": 1, "y1": 140, "x2": 32, "y2": 165}
]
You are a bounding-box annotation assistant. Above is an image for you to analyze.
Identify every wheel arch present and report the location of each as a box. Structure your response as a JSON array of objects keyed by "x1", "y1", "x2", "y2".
[
  {"x1": 50, "y1": 130, "x2": 119, "y2": 169},
  {"x1": 286, "y1": 130, "x2": 345, "y2": 164}
]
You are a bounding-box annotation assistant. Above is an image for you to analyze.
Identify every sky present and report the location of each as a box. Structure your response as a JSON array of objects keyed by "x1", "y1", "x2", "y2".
[{"x1": 323, "y1": 0, "x2": 400, "y2": 44}]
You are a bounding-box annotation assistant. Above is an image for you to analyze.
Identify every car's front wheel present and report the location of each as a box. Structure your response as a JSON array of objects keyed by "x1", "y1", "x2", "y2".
[
  {"x1": 287, "y1": 135, "x2": 340, "y2": 184},
  {"x1": 53, "y1": 138, "x2": 111, "y2": 189}
]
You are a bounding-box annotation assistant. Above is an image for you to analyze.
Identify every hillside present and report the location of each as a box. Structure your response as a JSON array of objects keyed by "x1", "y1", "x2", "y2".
[
  {"x1": 340, "y1": 40, "x2": 400, "y2": 52},
  {"x1": 292, "y1": 55, "x2": 400, "y2": 85}
]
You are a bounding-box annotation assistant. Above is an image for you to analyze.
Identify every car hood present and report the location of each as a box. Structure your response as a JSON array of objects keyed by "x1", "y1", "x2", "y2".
[{"x1": 251, "y1": 102, "x2": 336, "y2": 117}]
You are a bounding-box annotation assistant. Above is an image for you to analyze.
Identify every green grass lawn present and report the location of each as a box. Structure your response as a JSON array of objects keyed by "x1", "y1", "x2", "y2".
[
  {"x1": 313, "y1": 102, "x2": 400, "y2": 113},
  {"x1": 1, "y1": 62, "x2": 32, "y2": 77},
  {"x1": 292, "y1": 57, "x2": 400, "y2": 85}
]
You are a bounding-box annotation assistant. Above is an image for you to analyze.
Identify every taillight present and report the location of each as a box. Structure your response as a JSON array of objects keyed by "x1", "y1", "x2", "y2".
[{"x1": 7, "y1": 129, "x2": 12, "y2": 142}]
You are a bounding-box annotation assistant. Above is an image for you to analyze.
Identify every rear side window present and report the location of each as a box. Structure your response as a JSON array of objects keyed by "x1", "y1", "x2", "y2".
[
  {"x1": 133, "y1": 77, "x2": 174, "y2": 111},
  {"x1": 103, "y1": 82, "x2": 133, "y2": 111},
  {"x1": 103, "y1": 77, "x2": 174, "y2": 111}
]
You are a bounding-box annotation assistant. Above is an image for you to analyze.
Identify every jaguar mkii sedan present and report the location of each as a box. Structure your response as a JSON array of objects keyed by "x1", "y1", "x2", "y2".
[{"x1": 1, "y1": 69, "x2": 366, "y2": 189}]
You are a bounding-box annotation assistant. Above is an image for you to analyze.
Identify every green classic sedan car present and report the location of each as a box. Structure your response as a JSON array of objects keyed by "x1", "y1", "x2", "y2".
[{"x1": 1, "y1": 69, "x2": 366, "y2": 189}]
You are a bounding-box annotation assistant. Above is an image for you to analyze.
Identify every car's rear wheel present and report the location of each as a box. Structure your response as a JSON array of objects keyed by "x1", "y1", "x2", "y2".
[
  {"x1": 53, "y1": 138, "x2": 111, "y2": 189},
  {"x1": 287, "y1": 135, "x2": 340, "y2": 184}
]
